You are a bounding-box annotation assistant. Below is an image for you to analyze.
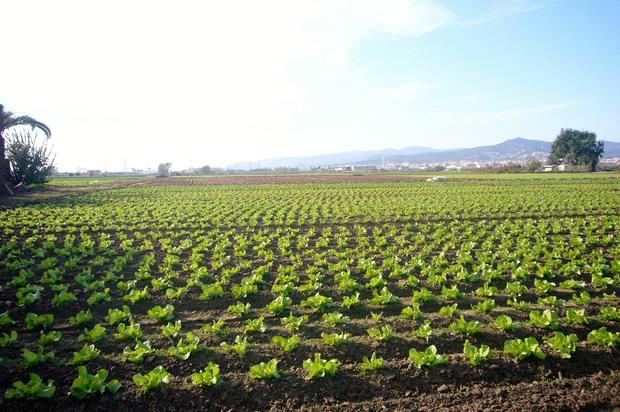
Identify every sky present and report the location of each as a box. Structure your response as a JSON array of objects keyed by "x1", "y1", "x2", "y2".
[{"x1": 1, "y1": 0, "x2": 619, "y2": 171}]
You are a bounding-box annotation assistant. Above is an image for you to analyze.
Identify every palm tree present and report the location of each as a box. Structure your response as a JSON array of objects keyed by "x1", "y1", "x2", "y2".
[{"x1": 0, "y1": 104, "x2": 51, "y2": 194}]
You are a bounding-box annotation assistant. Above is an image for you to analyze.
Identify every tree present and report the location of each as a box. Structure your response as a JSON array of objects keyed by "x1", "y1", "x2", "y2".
[
  {"x1": 549, "y1": 129, "x2": 604, "y2": 172},
  {"x1": 525, "y1": 157, "x2": 543, "y2": 172},
  {"x1": 6, "y1": 128, "x2": 55, "y2": 185},
  {"x1": 198, "y1": 165, "x2": 211, "y2": 175},
  {"x1": 0, "y1": 104, "x2": 51, "y2": 194},
  {"x1": 157, "y1": 163, "x2": 171, "y2": 178}
]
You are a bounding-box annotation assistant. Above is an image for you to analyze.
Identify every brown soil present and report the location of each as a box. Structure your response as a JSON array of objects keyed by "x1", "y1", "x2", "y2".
[{"x1": 1, "y1": 356, "x2": 618, "y2": 411}]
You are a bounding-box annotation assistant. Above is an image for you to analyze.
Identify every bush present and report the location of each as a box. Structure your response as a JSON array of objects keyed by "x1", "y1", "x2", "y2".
[
  {"x1": 6, "y1": 129, "x2": 54, "y2": 185},
  {"x1": 157, "y1": 163, "x2": 171, "y2": 178}
]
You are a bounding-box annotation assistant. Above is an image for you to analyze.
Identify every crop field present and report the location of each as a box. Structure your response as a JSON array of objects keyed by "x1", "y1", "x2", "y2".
[{"x1": 0, "y1": 175, "x2": 619, "y2": 411}]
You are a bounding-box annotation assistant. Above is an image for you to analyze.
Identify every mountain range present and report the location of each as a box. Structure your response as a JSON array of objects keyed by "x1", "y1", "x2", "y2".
[{"x1": 228, "y1": 138, "x2": 620, "y2": 170}]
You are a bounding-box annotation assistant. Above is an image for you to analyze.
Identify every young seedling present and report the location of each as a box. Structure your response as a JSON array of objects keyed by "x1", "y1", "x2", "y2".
[
  {"x1": 5, "y1": 373, "x2": 56, "y2": 399},
  {"x1": 303, "y1": 353, "x2": 341, "y2": 379},
  {"x1": 367, "y1": 325, "x2": 394, "y2": 342},
  {"x1": 408, "y1": 345, "x2": 448, "y2": 369},
  {"x1": 70, "y1": 366, "x2": 121, "y2": 399},
  {"x1": 272, "y1": 335, "x2": 301, "y2": 352},
  {"x1": 249, "y1": 359, "x2": 282, "y2": 380},
  {"x1": 449, "y1": 316, "x2": 482, "y2": 336},
  {"x1": 191, "y1": 362, "x2": 222, "y2": 386},
  {"x1": 544, "y1": 332, "x2": 578, "y2": 358},
  {"x1": 321, "y1": 332, "x2": 350, "y2": 346},
  {"x1": 280, "y1": 313, "x2": 308, "y2": 332},
  {"x1": 463, "y1": 340, "x2": 491, "y2": 366},
  {"x1": 587, "y1": 327, "x2": 619, "y2": 348},
  {"x1": 503, "y1": 337, "x2": 546, "y2": 361},
  {"x1": 359, "y1": 352, "x2": 386, "y2": 373},
  {"x1": 132, "y1": 366, "x2": 172, "y2": 392}
]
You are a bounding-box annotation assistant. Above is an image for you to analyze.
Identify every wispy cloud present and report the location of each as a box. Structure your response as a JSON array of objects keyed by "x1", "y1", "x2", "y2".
[
  {"x1": 464, "y1": 101, "x2": 580, "y2": 122},
  {"x1": 461, "y1": 0, "x2": 550, "y2": 26}
]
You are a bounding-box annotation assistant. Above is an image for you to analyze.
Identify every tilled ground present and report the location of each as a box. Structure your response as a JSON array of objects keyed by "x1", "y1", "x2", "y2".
[{"x1": 2, "y1": 357, "x2": 618, "y2": 411}]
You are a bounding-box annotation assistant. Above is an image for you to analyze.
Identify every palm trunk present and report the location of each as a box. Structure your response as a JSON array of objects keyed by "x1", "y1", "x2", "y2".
[{"x1": 0, "y1": 133, "x2": 14, "y2": 195}]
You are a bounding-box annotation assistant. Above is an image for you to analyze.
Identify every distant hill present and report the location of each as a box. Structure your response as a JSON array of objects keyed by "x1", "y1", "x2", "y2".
[
  {"x1": 228, "y1": 138, "x2": 620, "y2": 169},
  {"x1": 603, "y1": 140, "x2": 620, "y2": 157},
  {"x1": 227, "y1": 146, "x2": 438, "y2": 170},
  {"x1": 366, "y1": 137, "x2": 551, "y2": 164}
]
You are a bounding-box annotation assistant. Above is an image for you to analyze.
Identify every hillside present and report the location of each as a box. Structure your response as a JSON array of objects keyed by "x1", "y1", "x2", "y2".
[{"x1": 228, "y1": 138, "x2": 620, "y2": 169}]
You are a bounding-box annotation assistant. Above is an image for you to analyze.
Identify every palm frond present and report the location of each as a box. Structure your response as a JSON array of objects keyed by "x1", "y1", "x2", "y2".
[{"x1": 3, "y1": 116, "x2": 51, "y2": 138}]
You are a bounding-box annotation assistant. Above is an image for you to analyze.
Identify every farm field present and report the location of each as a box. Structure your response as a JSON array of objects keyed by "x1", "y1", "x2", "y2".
[{"x1": 0, "y1": 174, "x2": 619, "y2": 411}]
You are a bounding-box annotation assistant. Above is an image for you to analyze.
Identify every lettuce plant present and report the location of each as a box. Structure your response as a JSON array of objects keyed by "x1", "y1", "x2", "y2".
[
  {"x1": 167, "y1": 332, "x2": 200, "y2": 360},
  {"x1": 367, "y1": 325, "x2": 393, "y2": 342},
  {"x1": 342, "y1": 292, "x2": 361, "y2": 309},
  {"x1": 544, "y1": 332, "x2": 578, "y2": 358},
  {"x1": 449, "y1": 316, "x2": 482, "y2": 336},
  {"x1": 472, "y1": 299, "x2": 496, "y2": 314},
  {"x1": 463, "y1": 340, "x2": 491, "y2": 366},
  {"x1": 70, "y1": 366, "x2": 121, "y2": 399},
  {"x1": 123, "y1": 340, "x2": 154, "y2": 363},
  {"x1": 0, "y1": 311, "x2": 16, "y2": 327},
  {"x1": 220, "y1": 335, "x2": 249, "y2": 355},
  {"x1": 161, "y1": 320, "x2": 182, "y2": 338},
  {"x1": 52, "y1": 290, "x2": 77, "y2": 307},
  {"x1": 587, "y1": 327, "x2": 619, "y2": 348},
  {"x1": 321, "y1": 332, "x2": 350, "y2": 346},
  {"x1": 249, "y1": 359, "x2": 282, "y2": 380},
  {"x1": 203, "y1": 319, "x2": 227, "y2": 335},
  {"x1": 69, "y1": 344, "x2": 100, "y2": 365},
  {"x1": 191, "y1": 362, "x2": 222, "y2": 386},
  {"x1": 69, "y1": 309, "x2": 93, "y2": 327},
  {"x1": 564, "y1": 308, "x2": 588, "y2": 325},
  {"x1": 272, "y1": 334, "x2": 301, "y2": 352},
  {"x1": 572, "y1": 291, "x2": 591, "y2": 305},
  {"x1": 147, "y1": 304, "x2": 175, "y2": 322},
  {"x1": 25, "y1": 313, "x2": 54, "y2": 330},
  {"x1": 408, "y1": 345, "x2": 448, "y2": 369},
  {"x1": 359, "y1": 352, "x2": 386, "y2": 373},
  {"x1": 492, "y1": 315, "x2": 514, "y2": 331},
  {"x1": 411, "y1": 288, "x2": 435, "y2": 304},
  {"x1": 372, "y1": 287, "x2": 399, "y2": 305},
  {"x1": 503, "y1": 337, "x2": 546, "y2": 360},
  {"x1": 228, "y1": 302, "x2": 251, "y2": 318},
  {"x1": 106, "y1": 305, "x2": 132, "y2": 325},
  {"x1": 599, "y1": 306, "x2": 620, "y2": 322},
  {"x1": 439, "y1": 303, "x2": 458, "y2": 318},
  {"x1": 280, "y1": 313, "x2": 308, "y2": 332},
  {"x1": 401, "y1": 305, "x2": 422, "y2": 320},
  {"x1": 78, "y1": 324, "x2": 107, "y2": 343},
  {"x1": 302, "y1": 293, "x2": 333, "y2": 312},
  {"x1": 114, "y1": 321, "x2": 143, "y2": 341},
  {"x1": 303, "y1": 353, "x2": 341, "y2": 379},
  {"x1": 22, "y1": 346, "x2": 55, "y2": 367},
  {"x1": 322, "y1": 311, "x2": 349, "y2": 327},
  {"x1": 123, "y1": 287, "x2": 151, "y2": 304},
  {"x1": 528, "y1": 309, "x2": 559, "y2": 330},
  {"x1": 133, "y1": 366, "x2": 172, "y2": 391},
  {"x1": 267, "y1": 296, "x2": 292, "y2": 314},
  {"x1": 5, "y1": 373, "x2": 55, "y2": 399},
  {"x1": 0, "y1": 330, "x2": 18, "y2": 347},
  {"x1": 244, "y1": 316, "x2": 267, "y2": 334},
  {"x1": 39, "y1": 330, "x2": 62, "y2": 346}
]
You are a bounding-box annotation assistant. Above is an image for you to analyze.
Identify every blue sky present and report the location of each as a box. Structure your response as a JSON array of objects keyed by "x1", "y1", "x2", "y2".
[{"x1": 1, "y1": 0, "x2": 618, "y2": 171}]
